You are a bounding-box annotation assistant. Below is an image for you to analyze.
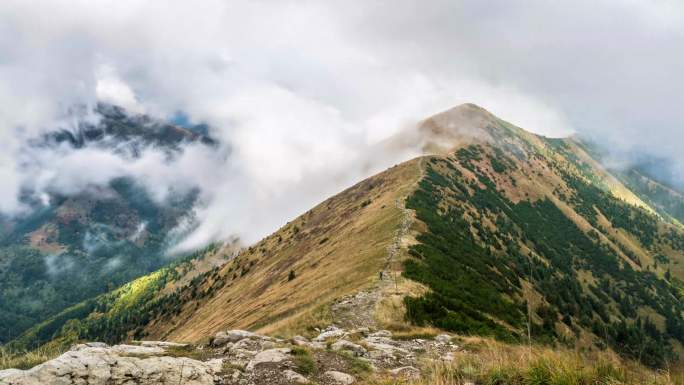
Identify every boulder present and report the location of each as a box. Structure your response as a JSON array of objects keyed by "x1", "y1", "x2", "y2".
[
  {"x1": 291, "y1": 335, "x2": 309, "y2": 346},
  {"x1": 213, "y1": 329, "x2": 256, "y2": 347},
  {"x1": 362, "y1": 338, "x2": 408, "y2": 356},
  {"x1": 212, "y1": 331, "x2": 231, "y2": 347},
  {"x1": 232, "y1": 337, "x2": 264, "y2": 352},
  {"x1": 261, "y1": 340, "x2": 276, "y2": 349},
  {"x1": 314, "y1": 326, "x2": 347, "y2": 341},
  {"x1": 324, "y1": 370, "x2": 356, "y2": 384},
  {"x1": 0, "y1": 343, "x2": 218, "y2": 385},
  {"x1": 330, "y1": 339, "x2": 367, "y2": 356},
  {"x1": 368, "y1": 330, "x2": 392, "y2": 338},
  {"x1": 226, "y1": 329, "x2": 256, "y2": 342},
  {"x1": 435, "y1": 334, "x2": 451, "y2": 343},
  {"x1": 283, "y1": 369, "x2": 309, "y2": 384},
  {"x1": 246, "y1": 348, "x2": 291, "y2": 370},
  {"x1": 389, "y1": 366, "x2": 421, "y2": 380}
]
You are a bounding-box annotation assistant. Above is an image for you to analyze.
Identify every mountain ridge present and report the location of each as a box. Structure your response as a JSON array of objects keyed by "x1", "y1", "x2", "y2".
[{"x1": 6, "y1": 103, "x2": 684, "y2": 371}]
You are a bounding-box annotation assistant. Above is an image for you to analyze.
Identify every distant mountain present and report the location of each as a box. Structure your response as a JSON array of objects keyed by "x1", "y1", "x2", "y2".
[
  {"x1": 45, "y1": 103, "x2": 215, "y2": 150},
  {"x1": 10, "y1": 104, "x2": 684, "y2": 369},
  {"x1": 576, "y1": 145, "x2": 684, "y2": 226},
  {"x1": 0, "y1": 105, "x2": 215, "y2": 343}
]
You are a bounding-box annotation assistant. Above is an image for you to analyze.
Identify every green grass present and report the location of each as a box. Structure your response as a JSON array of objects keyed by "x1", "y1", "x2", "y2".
[
  {"x1": 347, "y1": 356, "x2": 373, "y2": 376},
  {"x1": 402, "y1": 149, "x2": 684, "y2": 368},
  {"x1": 292, "y1": 346, "x2": 317, "y2": 376},
  {"x1": 0, "y1": 345, "x2": 63, "y2": 370}
]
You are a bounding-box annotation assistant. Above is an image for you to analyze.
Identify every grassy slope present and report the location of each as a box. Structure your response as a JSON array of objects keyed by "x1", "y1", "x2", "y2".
[
  {"x1": 5, "y1": 244, "x2": 229, "y2": 351},
  {"x1": 572, "y1": 137, "x2": 684, "y2": 227},
  {"x1": 400, "y1": 105, "x2": 684, "y2": 367},
  {"x1": 9, "y1": 156, "x2": 422, "y2": 351},
  {"x1": 145, "y1": 158, "x2": 423, "y2": 342},
  {"x1": 422, "y1": 334, "x2": 684, "y2": 385}
]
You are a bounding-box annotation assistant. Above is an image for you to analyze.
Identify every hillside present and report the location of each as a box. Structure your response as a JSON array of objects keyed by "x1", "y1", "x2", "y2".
[
  {"x1": 9, "y1": 104, "x2": 684, "y2": 372},
  {"x1": 0, "y1": 105, "x2": 212, "y2": 343},
  {"x1": 577, "y1": 145, "x2": 684, "y2": 226}
]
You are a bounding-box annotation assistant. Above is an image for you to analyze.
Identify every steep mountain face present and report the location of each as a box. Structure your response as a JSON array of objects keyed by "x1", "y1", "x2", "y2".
[
  {"x1": 0, "y1": 105, "x2": 212, "y2": 343},
  {"x1": 11, "y1": 104, "x2": 684, "y2": 369},
  {"x1": 402, "y1": 106, "x2": 684, "y2": 367}
]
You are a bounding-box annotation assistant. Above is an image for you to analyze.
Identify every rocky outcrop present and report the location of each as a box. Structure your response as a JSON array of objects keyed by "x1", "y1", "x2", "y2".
[
  {"x1": 245, "y1": 348, "x2": 291, "y2": 371},
  {"x1": 323, "y1": 370, "x2": 355, "y2": 384},
  {"x1": 0, "y1": 343, "x2": 220, "y2": 385},
  {"x1": 330, "y1": 339, "x2": 367, "y2": 356},
  {"x1": 211, "y1": 330, "x2": 256, "y2": 347},
  {"x1": 1, "y1": 327, "x2": 461, "y2": 385}
]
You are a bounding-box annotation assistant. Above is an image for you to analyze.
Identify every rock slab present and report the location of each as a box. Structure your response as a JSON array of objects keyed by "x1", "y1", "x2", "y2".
[{"x1": 0, "y1": 344, "x2": 217, "y2": 385}]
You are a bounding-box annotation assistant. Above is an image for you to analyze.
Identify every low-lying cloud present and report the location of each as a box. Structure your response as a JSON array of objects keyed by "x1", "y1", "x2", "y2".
[{"x1": 2, "y1": 0, "x2": 684, "y2": 250}]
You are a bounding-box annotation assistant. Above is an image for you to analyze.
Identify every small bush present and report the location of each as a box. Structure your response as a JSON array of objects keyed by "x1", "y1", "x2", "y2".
[{"x1": 291, "y1": 347, "x2": 317, "y2": 375}]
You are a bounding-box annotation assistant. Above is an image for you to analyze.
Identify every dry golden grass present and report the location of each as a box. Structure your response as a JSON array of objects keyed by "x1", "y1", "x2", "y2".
[
  {"x1": 412, "y1": 336, "x2": 684, "y2": 385},
  {"x1": 0, "y1": 345, "x2": 62, "y2": 371},
  {"x1": 141, "y1": 158, "x2": 423, "y2": 342},
  {"x1": 366, "y1": 336, "x2": 684, "y2": 385},
  {"x1": 265, "y1": 303, "x2": 333, "y2": 339},
  {"x1": 375, "y1": 276, "x2": 428, "y2": 331},
  {"x1": 389, "y1": 326, "x2": 442, "y2": 341}
]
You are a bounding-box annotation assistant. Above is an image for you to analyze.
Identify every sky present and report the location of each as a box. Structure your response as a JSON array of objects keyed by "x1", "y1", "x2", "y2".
[{"x1": 1, "y1": 0, "x2": 684, "y2": 250}]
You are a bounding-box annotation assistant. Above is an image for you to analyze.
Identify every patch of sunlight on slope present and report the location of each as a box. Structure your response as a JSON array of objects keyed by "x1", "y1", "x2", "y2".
[{"x1": 112, "y1": 271, "x2": 165, "y2": 313}]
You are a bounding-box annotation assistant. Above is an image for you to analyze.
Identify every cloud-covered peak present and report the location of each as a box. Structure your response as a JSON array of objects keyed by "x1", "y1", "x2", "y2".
[{"x1": 2, "y1": 0, "x2": 684, "y2": 248}]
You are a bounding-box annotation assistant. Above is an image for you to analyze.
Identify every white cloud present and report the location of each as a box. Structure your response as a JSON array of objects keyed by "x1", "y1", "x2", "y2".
[
  {"x1": 1, "y1": 0, "x2": 684, "y2": 248},
  {"x1": 96, "y1": 64, "x2": 145, "y2": 114}
]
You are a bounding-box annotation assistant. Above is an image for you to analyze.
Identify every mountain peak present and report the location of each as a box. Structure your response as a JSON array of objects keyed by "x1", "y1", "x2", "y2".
[
  {"x1": 418, "y1": 103, "x2": 505, "y2": 154},
  {"x1": 431, "y1": 102, "x2": 496, "y2": 119},
  {"x1": 380, "y1": 103, "x2": 522, "y2": 157}
]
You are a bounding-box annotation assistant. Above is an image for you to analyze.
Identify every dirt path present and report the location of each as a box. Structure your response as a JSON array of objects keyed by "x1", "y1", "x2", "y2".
[{"x1": 330, "y1": 158, "x2": 425, "y2": 329}]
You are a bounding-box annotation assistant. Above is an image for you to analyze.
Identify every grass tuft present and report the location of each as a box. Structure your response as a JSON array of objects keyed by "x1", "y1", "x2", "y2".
[
  {"x1": 292, "y1": 346, "x2": 317, "y2": 376},
  {"x1": 0, "y1": 345, "x2": 62, "y2": 370}
]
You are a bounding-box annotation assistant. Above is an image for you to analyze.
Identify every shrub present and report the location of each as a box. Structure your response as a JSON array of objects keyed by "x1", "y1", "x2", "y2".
[{"x1": 291, "y1": 346, "x2": 316, "y2": 375}]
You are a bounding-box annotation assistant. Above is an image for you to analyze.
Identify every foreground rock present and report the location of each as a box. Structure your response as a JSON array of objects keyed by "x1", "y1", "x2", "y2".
[
  {"x1": 212, "y1": 330, "x2": 256, "y2": 347},
  {"x1": 324, "y1": 370, "x2": 356, "y2": 384},
  {"x1": 1, "y1": 326, "x2": 461, "y2": 385},
  {"x1": 246, "y1": 348, "x2": 291, "y2": 370},
  {"x1": 0, "y1": 343, "x2": 219, "y2": 385}
]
